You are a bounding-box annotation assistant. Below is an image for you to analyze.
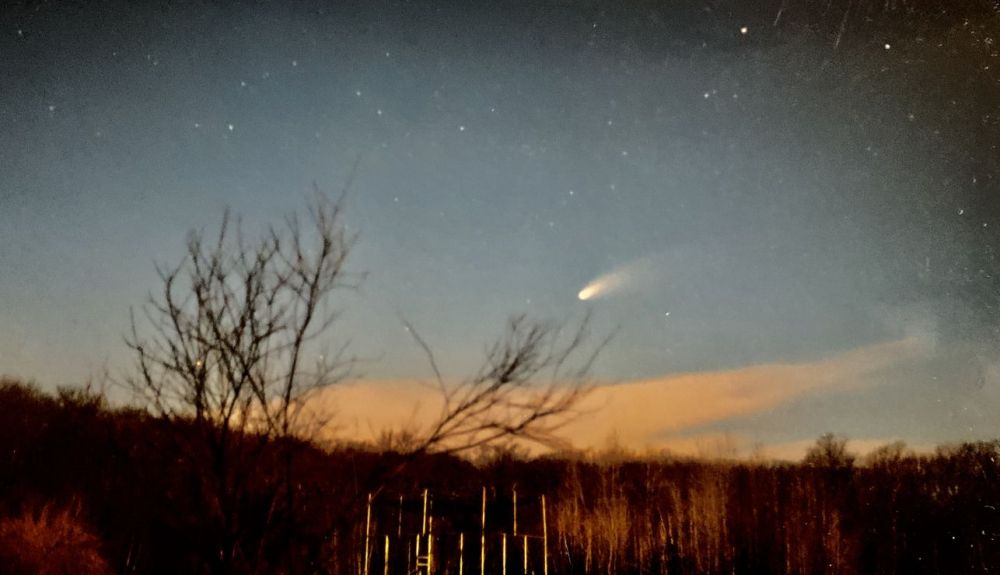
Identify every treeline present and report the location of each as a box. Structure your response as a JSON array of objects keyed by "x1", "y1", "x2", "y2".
[{"x1": 1, "y1": 377, "x2": 999, "y2": 574}]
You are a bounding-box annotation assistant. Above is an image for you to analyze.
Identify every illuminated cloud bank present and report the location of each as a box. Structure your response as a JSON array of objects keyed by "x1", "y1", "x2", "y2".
[
  {"x1": 306, "y1": 336, "x2": 933, "y2": 459},
  {"x1": 559, "y1": 336, "x2": 930, "y2": 455}
]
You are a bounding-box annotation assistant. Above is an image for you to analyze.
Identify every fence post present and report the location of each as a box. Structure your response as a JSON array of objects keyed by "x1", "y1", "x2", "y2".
[
  {"x1": 364, "y1": 493, "x2": 372, "y2": 575},
  {"x1": 481, "y1": 487, "x2": 487, "y2": 575},
  {"x1": 383, "y1": 535, "x2": 389, "y2": 575},
  {"x1": 513, "y1": 486, "x2": 518, "y2": 537},
  {"x1": 415, "y1": 533, "x2": 421, "y2": 568},
  {"x1": 542, "y1": 495, "x2": 548, "y2": 575},
  {"x1": 502, "y1": 533, "x2": 507, "y2": 575},
  {"x1": 422, "y1": 489, "x2": 429, "y2": 535},
  {"x1": 428, "y1": 522, "x2": 434, "y2": 575},
  {"x1": 523, "y1": 535, "x2": 529, "y2": 575}
]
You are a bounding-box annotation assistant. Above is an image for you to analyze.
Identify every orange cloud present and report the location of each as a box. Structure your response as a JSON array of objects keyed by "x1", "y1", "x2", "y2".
[
  {"x1": 561, "y1": 336, "x2": 929, "y2": 451},
  {"x1": 308, "y1": 337, "x2": 930, "y2": 453}
]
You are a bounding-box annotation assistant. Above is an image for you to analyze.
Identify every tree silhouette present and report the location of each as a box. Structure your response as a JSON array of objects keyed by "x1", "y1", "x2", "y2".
[
  {"x1": 803, "y1": 432, "x2": 856, "y2": 469},
  {"x1": 124, "y1": 189, "x2": 603, "y2": 573},
  {"x1": 126, "y1": 190, "x2": 359, "y2": 573},
  {"x1": 400, "y1": 311, "x2": 606, "y2": 456}
]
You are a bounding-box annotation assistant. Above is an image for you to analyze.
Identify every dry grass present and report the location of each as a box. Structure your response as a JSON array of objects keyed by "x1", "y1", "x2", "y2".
[{"x1": 0, "y1": 504, "x2": 112, "y2": 575}]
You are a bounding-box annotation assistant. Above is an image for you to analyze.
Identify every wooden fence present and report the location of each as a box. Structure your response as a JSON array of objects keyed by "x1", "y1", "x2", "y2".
[{"x1": 360, "y1": 488, "x2": 549, "y2": 575}]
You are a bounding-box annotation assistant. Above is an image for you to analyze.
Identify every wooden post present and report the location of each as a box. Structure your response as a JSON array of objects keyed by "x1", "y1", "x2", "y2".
[
  {"x1": 481, "y1": 487, "x2": 487, "y2": 575},
  {"x1": 513, "y1": 486, "x2": 518, "y2": 537},
  {"x1": 427, "y1": 526, "x2": 434, "y2": 575},
  {"x1": 422, "y1": 488, "x2": 429, "y2": 535},
  {"x1": 542, "y1": 495, "x2": 548, "y2": 575},
  {"x1": 415, "y1": 534, "x2": 421, "y2": 567},
  {"x1": 383, "y1": 535, "x2": 389, "y2": 575},
  {"x1": 523, "y1": 535, "x2": 528, "y2": 575},
  {"x1": 398, "y1": 495, "x2": 403, "y2": 538},
  {"x1": 364, "y1": 493, "x2": 373, "y2": 575},
  {"x1": 459, "y1": 532, "x2": 464, "y2": 575},
  {"x1": 502, "y1": 533, "x2": 507, "y2": 575}
]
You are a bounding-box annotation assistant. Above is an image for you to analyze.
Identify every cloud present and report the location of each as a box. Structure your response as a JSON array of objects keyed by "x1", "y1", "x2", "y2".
[
  {"x1": 559, "y1": 337, "x2": 930, "y2": 451},
  {"x1": 307, "y1": 336, "x2": 931, "y2": 452},
  {"x1": 302, "y1": 380, "x2": 445, "y2": 444}
]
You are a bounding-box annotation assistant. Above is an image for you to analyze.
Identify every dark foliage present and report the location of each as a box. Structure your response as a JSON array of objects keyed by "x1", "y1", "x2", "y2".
[{"x1": 1, "y1": 378, "x2": 999, "y2": 574}]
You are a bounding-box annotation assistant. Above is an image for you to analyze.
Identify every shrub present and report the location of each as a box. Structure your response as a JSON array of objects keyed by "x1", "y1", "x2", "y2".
[{"x1": 0, "y1": 504, "x2": 112, "y2": 575}]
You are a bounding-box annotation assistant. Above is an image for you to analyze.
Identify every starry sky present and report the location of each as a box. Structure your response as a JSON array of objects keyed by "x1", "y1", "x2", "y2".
[{"x1": 3, "y1": 0, "x2": 1000, "y2": 455}]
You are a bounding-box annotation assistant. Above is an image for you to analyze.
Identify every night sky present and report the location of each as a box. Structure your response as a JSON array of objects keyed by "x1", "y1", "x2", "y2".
[{"x1": 3, "y1": 0, "x2": 1000, "y2": 456}]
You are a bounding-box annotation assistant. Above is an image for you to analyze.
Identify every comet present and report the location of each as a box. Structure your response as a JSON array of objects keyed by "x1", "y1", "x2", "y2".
[
  {"x1": 577, "y1": 253, "x2": 666, "y2": 301},
  {"x1": 577, "y1": 269, "x2": 631, "y2": 301}
]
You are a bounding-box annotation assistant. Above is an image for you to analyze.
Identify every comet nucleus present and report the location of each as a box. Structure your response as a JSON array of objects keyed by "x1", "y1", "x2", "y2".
[
  {"x1": 577, "y1": 284, "x2": 601, "y2": 301},
  {"x1": 577, "y1": 271, "x2": 629, "y2": 301}
]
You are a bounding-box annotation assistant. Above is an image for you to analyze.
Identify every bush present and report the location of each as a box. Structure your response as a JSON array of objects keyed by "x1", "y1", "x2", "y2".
[{"x1": 0, "y1": 504, "x2": 112, "y2": 575}]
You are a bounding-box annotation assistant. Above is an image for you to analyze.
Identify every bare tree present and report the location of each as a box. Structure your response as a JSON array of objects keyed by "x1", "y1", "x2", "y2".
[
  {"x1": 125, "y1": 189, "x2": 605, "y2": 572},
  {"x1": 400, "y1": 312, "x2": 609, "y2": 456},
  {"x1": 126, "y1": 191, "x2": 357, "y2": 439},
  {"x1": 125, "y1": 190, "x2": 359, "y2": 573},
  {"x1": 804, "y1": 433, "x2": 856, "y2": 470}
]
